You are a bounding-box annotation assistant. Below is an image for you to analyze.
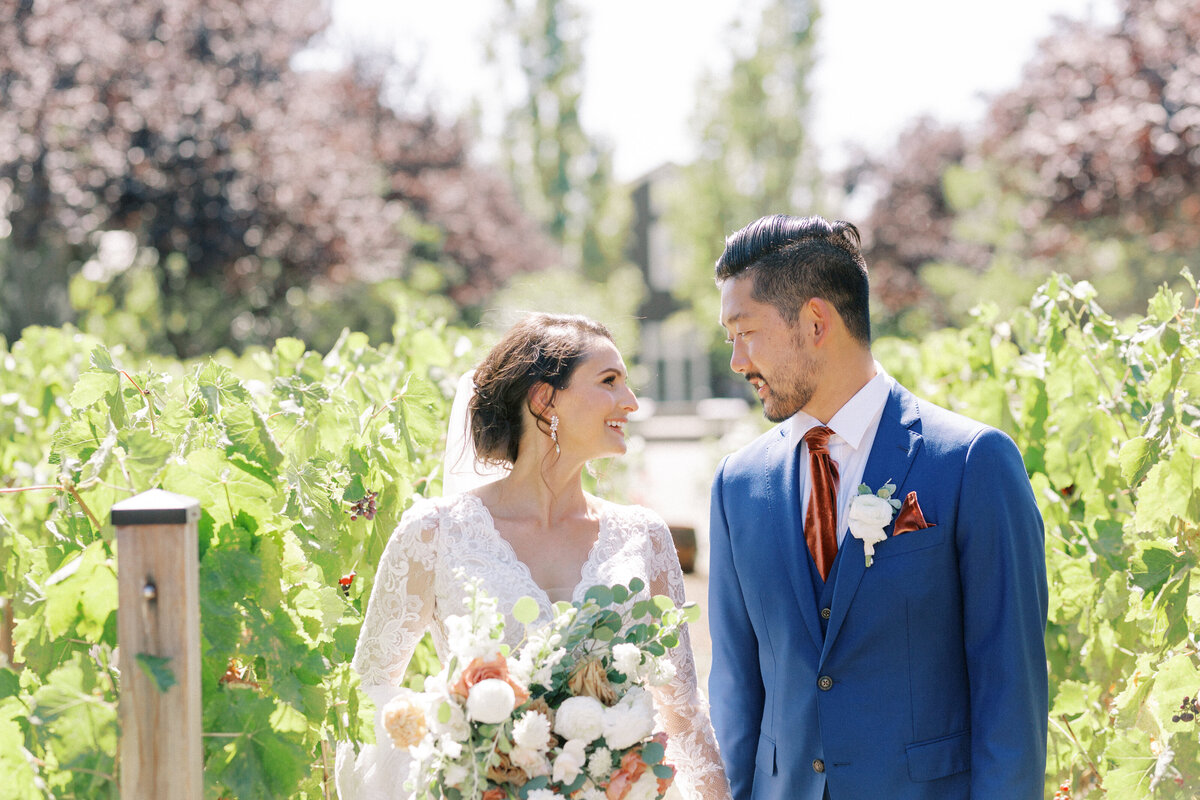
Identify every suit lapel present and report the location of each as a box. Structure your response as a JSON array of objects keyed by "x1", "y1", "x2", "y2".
[
  {"x1": 764, "y1": 421, "x2": 825, "y2": 653},
  {"x1": 821, "y1": 384, "x2": 923, "y2": 662}
]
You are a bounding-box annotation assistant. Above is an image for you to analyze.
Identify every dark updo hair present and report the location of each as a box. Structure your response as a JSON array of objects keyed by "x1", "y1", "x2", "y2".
[
  {"x1": 715, "y1": 214, "x2": 872, "y2": 345},
  {"x1": 469, "y1": 313, "x2": 614, "y2": 465}
]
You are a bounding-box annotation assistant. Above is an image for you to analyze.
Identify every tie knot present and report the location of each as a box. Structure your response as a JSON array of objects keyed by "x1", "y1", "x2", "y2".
[{"x1": 804, "y1": 425, "x2": 835, "y2": 454}]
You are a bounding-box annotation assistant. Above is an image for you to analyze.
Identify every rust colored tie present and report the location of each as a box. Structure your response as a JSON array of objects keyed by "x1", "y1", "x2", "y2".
[{"x1": 804, "y1": 426, "x2": 840, "y2": 581}]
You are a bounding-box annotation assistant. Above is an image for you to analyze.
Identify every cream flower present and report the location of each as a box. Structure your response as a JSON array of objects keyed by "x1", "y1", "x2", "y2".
[
  {"x1": 553, "y1": 695, "x2": 606, "y2": 742},
  {"x1": 511, "y1": 745, "x2": 551, "y2": 778},
  {"x1": 465, "y1": 678, "x2": 516, "y2": 723},
  {"x1": 512, "y1": 710, "x2": 552, "y2": 752},
  {"x1": 647, "y1": 657, "x2": 676, "y2": 687},
  {"x1": 525, "y1": 790, "x2": 567, "y2": 800},
  {"x1": 381, "y1": 695, "x2": 427, "y2": 748},
  {"x1": 587, "y1": 746, "x2": 614, "y2": 780},
  {"x1": 552, "y1": 738, "x2": 588, "y2": 784},
  {"x1": 611, "y1": 643, "x2": 643, "y2": 680},
  {"x1": 601, "y1": 686, "x2": 655, "y2": 750}
]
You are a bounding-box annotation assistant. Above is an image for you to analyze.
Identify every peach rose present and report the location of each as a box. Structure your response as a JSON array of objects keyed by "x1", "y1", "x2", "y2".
[
  {"x1": 605, "y1": 750, "x2": 648, "y2": 800},
  {"x1": 568, "y1": 657, "x2": 618, "y2": 706},
  {"x1": 482, "y1": 789, "x2": 508, "y2": 800},
  {"x1": 650, "y1": 733, "x2": 675, "y2": 795},
  {"x1": 451, "y1": 654, "x2": 530, "y2": 706}
]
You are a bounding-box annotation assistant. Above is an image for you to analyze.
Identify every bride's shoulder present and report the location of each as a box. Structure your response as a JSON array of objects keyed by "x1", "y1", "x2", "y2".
[
  {"x1": 399, "y1": 492, "x2": 481, "y2": 523},
  {"x1": 596, "y1": 497, "x2": 669, "y2": 533}
]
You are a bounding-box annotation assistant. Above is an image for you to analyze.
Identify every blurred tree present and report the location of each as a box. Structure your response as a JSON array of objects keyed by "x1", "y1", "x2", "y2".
[
  {"x1": 853, "y1": 0, "x2": 1200, "y2": 332},
  {"x1": 847, "y1": 118, "x2": 992, "y2": 334},
  {"x1": 983, "y1": 0, "x2": 1200, "y2": 246},
  {"x1": 489, "y1": 0, "x2": 627, "y2": 280},
  {"x1": 659, "y1": 0, "x2": 823, "y2": 369},
  {"x1": 0, "y1": 0, "x2": 551, "y2": 355}
]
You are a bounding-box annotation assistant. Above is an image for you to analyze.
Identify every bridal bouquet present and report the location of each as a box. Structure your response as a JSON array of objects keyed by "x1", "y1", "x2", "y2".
[{"x1": 381, "y1": 577, "x2": 698, "y2": 800}]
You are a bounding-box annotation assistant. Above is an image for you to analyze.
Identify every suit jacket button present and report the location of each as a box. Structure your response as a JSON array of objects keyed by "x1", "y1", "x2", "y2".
[
  {"x1": 820, "y1": 607, "x2": 831, "y2": 620},
  {"x1": 818, "y1": 675, "x2": 833, "y2": 691},
  {"x1": 813, "y1": 759, "x2": 825, "y2": 773}
]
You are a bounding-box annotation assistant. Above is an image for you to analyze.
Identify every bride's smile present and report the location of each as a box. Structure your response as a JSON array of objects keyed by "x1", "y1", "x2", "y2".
[{"x1": 550, "y1": 338, "x2": 638, "y2": 462}]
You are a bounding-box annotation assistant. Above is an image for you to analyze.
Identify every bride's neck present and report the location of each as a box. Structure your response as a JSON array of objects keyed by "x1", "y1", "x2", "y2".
[{"x1": 485, "y1": 456, "x2": 592, "y2": 525}]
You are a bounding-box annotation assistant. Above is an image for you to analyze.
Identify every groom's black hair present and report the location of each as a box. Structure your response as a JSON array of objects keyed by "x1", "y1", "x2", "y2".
[{"x1": 715, "y1": 214, "x2": 872, "y2": 345}]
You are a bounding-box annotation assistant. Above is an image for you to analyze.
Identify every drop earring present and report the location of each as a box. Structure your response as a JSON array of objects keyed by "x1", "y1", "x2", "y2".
[{"x1": 550, "y1": 414, "x2": 560, "y2": 454}]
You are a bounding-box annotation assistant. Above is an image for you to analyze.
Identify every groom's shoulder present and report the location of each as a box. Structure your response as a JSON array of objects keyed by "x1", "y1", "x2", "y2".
[
  {"x1": 897, "y1": 382, "x2": 1018, "y2": 455},
  {"x1": 719, "y1": 421, "x2": 788, "y2": 475}
]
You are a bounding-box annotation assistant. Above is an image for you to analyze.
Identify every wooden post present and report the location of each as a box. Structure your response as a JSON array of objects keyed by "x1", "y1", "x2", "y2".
[
  {"x1": 112, "y1": 489, "x2": 202, "y2": 800},
  {"x1": 0, "y1": 596, "x2": 13, "y2": 668}
]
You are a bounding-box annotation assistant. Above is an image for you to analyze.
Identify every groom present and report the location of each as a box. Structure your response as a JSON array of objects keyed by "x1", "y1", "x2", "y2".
[{"x1": 707, "y1": 214, "x2": 1048, "y2": 799}]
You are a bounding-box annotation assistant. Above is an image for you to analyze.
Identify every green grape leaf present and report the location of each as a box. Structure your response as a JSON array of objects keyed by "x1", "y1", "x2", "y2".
[
  {"x1": 1118, "y1": 436, "x2": 1157, "y2": 486},
  {"x1": 135, "y1": 653, "x2": 177, "y2": 693},
  {"x1": 69, "y1": 370, "x2": 120, "y2": 408}
]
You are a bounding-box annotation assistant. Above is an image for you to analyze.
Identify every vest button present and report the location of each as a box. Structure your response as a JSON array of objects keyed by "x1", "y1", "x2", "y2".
[
  {"x1": 813, "y1": 758, "x2": 826, "y2": 773},
  {"x1": 820, "y1": 607, "x2": 831, "y2": 620},
  {"x1": 818, "y1": 675, "x2": 834, "y2": 691}
]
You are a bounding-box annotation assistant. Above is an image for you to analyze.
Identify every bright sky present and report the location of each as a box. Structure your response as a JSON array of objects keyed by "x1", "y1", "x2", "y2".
[{"x1": 325, "y1": 0, "x2": 1117, "y2": 181}]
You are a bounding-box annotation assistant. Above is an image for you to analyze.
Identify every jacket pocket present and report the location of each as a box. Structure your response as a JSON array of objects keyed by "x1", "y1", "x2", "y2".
[
  {"x1": 906, "y1": 729, "x2": 970, "y2": 781},
  {"x1": 755, "y1": 732, "x2": 777, "y2": 776},
  {"x1": 874, "y1": 524, "x2": 944, "y2": 559}
]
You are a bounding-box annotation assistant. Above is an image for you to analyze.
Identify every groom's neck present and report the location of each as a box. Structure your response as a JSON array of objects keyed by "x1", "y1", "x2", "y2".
[{"x1": 803, "y1": 345, "x2": 877, "y2": 424}]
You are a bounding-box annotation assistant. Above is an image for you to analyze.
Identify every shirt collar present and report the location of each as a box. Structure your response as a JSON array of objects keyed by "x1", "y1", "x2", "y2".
[{"x1": 788, "y1": 362, "x2": 893, "y2": 452}]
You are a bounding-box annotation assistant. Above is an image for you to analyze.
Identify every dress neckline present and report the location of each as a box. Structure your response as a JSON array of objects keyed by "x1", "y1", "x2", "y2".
[{"x1": 458, "y1": 492, "x2": 609, "y2": 608}]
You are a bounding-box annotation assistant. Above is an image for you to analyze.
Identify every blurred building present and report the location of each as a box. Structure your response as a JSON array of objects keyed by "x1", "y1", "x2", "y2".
[{"x1": 628, "y1": 164, "x2": 714, "y2": 412}]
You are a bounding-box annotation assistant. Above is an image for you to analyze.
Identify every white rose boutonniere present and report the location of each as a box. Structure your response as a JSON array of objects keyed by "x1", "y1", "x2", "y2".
[{"x1": 848, "y1": 481, "x2": 903, "y2": 567}]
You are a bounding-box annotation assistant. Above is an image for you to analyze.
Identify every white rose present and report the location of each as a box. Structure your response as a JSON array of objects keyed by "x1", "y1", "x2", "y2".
[
  {"x1": 848, "y1": 493, "x2": 895, "y2": 560},
  {"x1": 601, "y1": 687, "x2": 655, "y2": 750},
  {"x1": 611, "y1": 643, "x2": 643, "y2": 680},
  {"x1": 552, "y1": 738, "x2": 588, "y2": 785},
  {"x1": 465, "y1": 678, "x2": 515, "y2": 723},
  {"x1": 512, "y1": 710, "x2": 552, "y2": 751},
  {"x1": 553, "y1": 695, "x2": 606, "y2": 743}
]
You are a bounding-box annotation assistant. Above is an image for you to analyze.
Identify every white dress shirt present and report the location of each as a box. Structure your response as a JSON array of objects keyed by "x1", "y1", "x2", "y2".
[{"x1": 789, "y1": 364, "x2": 893, "y2": 545}]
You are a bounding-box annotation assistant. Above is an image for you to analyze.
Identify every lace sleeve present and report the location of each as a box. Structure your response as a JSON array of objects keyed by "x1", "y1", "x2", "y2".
[
  {"x1": 352, "y1": 500, "x2": 439, "y2": 687},
  {"x1": 643, "y1": 512, "x2": 733, "y2": 800},
  {"x1": 337, "y1": 500, "x2": 440, "y2": 800}
]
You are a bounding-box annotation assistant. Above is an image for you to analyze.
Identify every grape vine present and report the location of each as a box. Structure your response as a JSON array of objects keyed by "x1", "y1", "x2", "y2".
[
  {"x1": 0, "y1": 317, "x2": 477, "y2": 799},
  {"x1": 1, "y1": 270, "x2": 1197, "y2": 798},
  {"x1": 877, "y1": 269, "x2": 1200, "y2": 798}
]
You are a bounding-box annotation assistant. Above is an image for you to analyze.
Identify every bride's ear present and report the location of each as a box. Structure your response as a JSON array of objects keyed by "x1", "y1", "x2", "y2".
[{"x1": 529, "y1": 381, "x2": 556, "y2": 418}]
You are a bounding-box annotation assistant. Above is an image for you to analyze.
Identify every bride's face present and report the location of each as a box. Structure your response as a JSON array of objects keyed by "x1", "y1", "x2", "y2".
[{"x1": 553, "y1": 339, "x2": 638, "y2": 461}]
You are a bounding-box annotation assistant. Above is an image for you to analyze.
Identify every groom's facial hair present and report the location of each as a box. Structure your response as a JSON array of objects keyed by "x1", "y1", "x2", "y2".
[{"x1": 756, "y1": 328, "x2": 818, "y2": 422}]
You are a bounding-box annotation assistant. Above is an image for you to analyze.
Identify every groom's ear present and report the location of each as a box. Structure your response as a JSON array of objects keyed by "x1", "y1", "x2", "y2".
[{"x1": 805, "y1": 297, "x2": 834, "y2": 345}]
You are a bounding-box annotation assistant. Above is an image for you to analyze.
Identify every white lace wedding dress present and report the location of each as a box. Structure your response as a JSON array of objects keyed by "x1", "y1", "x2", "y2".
[{"x1": 336, "y1": 492, "x2": 732, "y2": 800}]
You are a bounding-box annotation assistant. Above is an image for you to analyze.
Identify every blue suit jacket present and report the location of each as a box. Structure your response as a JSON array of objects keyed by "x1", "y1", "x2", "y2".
[{"x1": 708, "y1": 382, "x2": 1048, "y2": 800}]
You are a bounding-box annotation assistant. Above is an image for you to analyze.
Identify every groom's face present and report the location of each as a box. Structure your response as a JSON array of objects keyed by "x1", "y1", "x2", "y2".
[{"x1": 720, "y1": 275, "x2": 818, "y2": 422}]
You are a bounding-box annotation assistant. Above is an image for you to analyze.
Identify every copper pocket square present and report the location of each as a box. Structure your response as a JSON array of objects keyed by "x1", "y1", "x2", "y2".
[{"x1": 892, "y1": 491, "x2": 931, "y2": 536}]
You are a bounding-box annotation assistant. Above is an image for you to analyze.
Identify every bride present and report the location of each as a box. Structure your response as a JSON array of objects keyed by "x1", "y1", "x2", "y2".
[{"x1": 337, "y1": 313, "x2": 732, "y2": 800}]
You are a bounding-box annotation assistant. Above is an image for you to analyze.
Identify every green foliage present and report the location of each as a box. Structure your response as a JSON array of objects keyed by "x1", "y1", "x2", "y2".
[
  {"x1": 876, "y1": 270, "x2": 1200, "y2": 798},
  {"x1": 0, "y1": 313, "x2": 478, "y2": 797}
]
